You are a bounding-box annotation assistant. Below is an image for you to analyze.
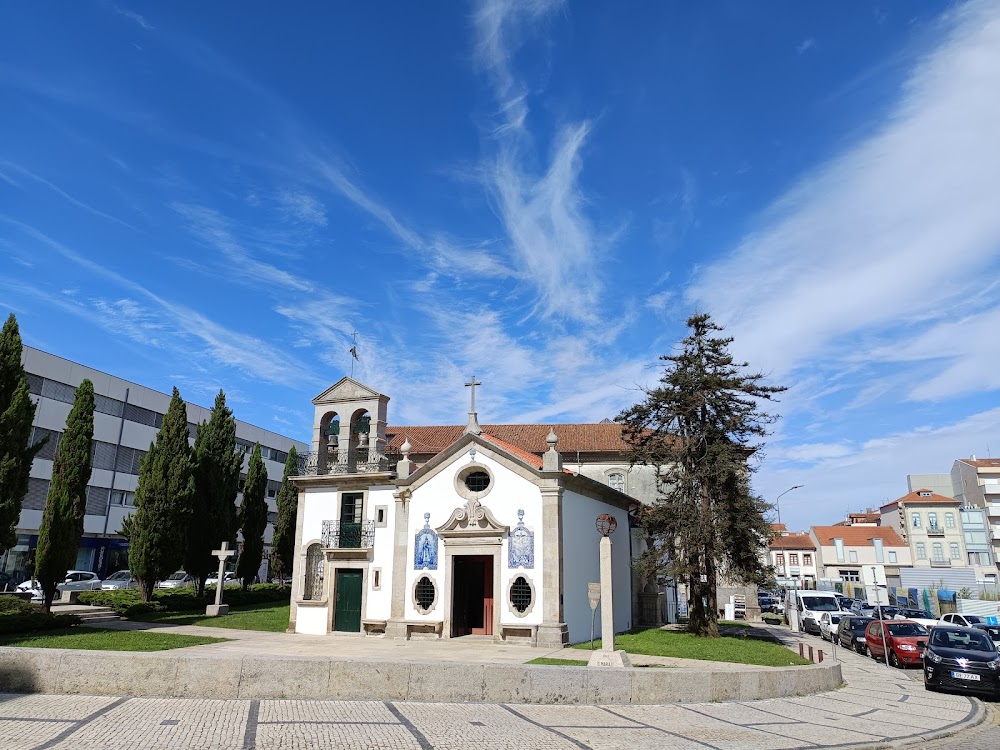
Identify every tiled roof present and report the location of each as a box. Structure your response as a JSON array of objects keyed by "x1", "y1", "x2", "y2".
[
  {"x1": 957, "y1": 458, "x2": 1000, "y2": 468},
  {"x1": 848, "y1": 512, "x2": 881, "y2": 523},
  {"x1": 480, "y1": 434, "x2": 544, "y2": 469},
  {"x1": 770, "y1": 523, "x2": 787, "y2": 532},
  {"x1": 387, "y1": 423, "x2": 631, "y2": 456},
  {"x1": 810, "y1": 525, "x2": 906, "y2": 547},
  {"x1": 880, "y1": 489, "x2": 961, "y2": 511},
  {"x1": 770, "y1": 533, "x2": 815, "y2": 550}
]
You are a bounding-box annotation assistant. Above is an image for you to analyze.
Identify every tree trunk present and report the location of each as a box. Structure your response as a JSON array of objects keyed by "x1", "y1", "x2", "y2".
[
  {"x1": 196, "y1": 575, "x2": 206, "y2": 599},
  {"x1": 140, "y1": 578, "x2": 156, "y2": 602},
  {"x1": 42, "y1": 583, "x2": 57, "y2": 613}
]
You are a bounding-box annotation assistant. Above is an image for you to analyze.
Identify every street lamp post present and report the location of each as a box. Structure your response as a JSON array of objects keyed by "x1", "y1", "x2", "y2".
[{"x1": 775, "y1": 485, "x2": 804, "y2": 526}]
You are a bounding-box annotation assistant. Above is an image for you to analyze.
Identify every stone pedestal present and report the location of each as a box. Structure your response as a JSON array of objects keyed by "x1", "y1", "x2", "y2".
[
  {"x1": 384, "y1": 619, "x2": 408, "y2": 640},
  {"x1": 205, "y1": 604, "x2": 229, "y2": 617},
  {"x1": 587, "y1": 649, "x2": 631, "y2": 668},
  {"x1": 535, "y1": 622, "x2": 569, "y2": 647}
]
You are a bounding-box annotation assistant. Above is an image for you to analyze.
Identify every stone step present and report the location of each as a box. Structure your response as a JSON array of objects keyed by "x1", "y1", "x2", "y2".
[{"x1": 72, "y1": 607, "x2": 121, "y2": 623}]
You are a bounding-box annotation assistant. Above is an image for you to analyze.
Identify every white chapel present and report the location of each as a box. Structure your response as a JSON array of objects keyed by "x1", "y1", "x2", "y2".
[{"x1": 287, "y1": 377, "x2": 636, "y2": 647}]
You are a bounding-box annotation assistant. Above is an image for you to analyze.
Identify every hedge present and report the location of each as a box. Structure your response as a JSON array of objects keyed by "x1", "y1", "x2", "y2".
[
  {"x1": 78, "y1": 583, "x2": 290, "y2": 616},
  {"x1": 0, "y1": 594, "x2": 81, "y2": 634}
]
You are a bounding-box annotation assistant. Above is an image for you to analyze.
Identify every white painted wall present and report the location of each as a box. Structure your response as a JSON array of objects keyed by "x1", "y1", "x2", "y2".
[
  {"x1": 364, "y1": 486, "x2": 395, "y2": 621},
  {"x1": 561, "y1": 489, "x2": 632, "y2": 644},
  {"x1": 296, "y1": 606, "x2": 327, "y2": 635},
  {"x1": 404, "y1": 450, "x2": 544, "y2": 626}
]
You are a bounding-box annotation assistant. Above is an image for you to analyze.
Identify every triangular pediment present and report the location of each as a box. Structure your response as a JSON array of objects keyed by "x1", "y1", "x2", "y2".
[
  {"x1": 397, "y1": 432, "x2": 544, "y2": 492},
  {"x1": 312, "y1": 377, "x2": 387, "y2": 406}
]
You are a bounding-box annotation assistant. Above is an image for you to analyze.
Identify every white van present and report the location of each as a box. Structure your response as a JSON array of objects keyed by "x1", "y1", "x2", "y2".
[{"x1": 787, "y1": 590, "x2": 841, "y2": 635}]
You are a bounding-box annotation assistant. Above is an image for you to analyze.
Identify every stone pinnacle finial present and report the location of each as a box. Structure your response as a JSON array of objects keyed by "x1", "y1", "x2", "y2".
[
  {"x1": 401, "y1": 437, "x2": 411, "y2": 457},
  {"x1": 543, "y1": 427, "x2": 562, "y2": 472}
]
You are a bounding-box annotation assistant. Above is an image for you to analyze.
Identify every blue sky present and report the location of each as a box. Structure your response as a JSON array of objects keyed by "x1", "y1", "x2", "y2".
[{"x1": 3, "y1": 1, "x2": 1000, "y2": 531}]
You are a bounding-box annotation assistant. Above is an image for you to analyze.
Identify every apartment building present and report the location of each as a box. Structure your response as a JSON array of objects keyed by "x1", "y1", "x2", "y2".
[
  {"x1": 952, "y1": 458, "x2": 1000, "y2": 569},
  {"x1": 880, "y1": 489, "x2": 967, "y2": 570},
  {"x1": 769, "y1": 533, "x2": 818, "y2": 585},
  {"x1": 0, "y1": 346, "x2": 307, "y2": 583},
  {"x1": 808, "y1": 526, "x2": 911, "y2": 589}
]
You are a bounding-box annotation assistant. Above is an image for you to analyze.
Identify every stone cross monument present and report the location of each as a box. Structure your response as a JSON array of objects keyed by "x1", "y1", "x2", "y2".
[
  {"x1": 588, "y1": 514, "x2": 631, "y2": 668},
  {"x1": 205, "y1": 541, "x2": 236, "y2": 617}
]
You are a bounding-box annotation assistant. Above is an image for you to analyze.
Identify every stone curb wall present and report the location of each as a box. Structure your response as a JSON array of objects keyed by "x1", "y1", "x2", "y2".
[{"x1": 0, "y1": 648, "x2": 842, "y2": 704}]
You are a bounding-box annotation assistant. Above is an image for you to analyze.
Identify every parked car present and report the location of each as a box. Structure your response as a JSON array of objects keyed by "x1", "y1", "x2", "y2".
[
  {"x1": 819, "y1": 612, "x2": 843, "y2": 642},
  {"x1": 939, "y1": 612, "x2": 983, "y2": 628},
  {"x1": 205, "y1": 571, "x2": 238, "y2": 587},
  {"x1": 893, "y1": 608, "x2": 937, "y2": 629},
  {"x1": 838, "y1": 615, "x2": 873, "y2": 654},
  {"x1": 972, "y1": 623, "x2": 1000, "y2": 645},
  {"x1": 852, "y1": 601, "x2": 876, "y2": 617},
  {"x1": 866, "y1": 620, "x2": 929, "y2": 668},
  {"x1": 787, "y1": 590, "x2": 841, "y2": 634},
  {"x1": 923, "y1": 625, "x2": 1000, "y2": 698},
  {"x1": 101, "y1": 570, "x2": 140, "y2": 591},
  {"x1": 16, "y1": 570, "x2": 102, "y2": 601},
  {"x1": 157, "y1": 571, "x2": 196, "y2": 589}
]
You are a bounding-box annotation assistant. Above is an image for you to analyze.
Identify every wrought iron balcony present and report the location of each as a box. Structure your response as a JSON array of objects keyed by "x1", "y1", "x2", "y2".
[
  {"x1": 926, "y1": 526, "x2": 946, "y2": 537},
  {"x1": 322, "y1": 520, "x2": 375, "y2": 550},
  {"x1": 929, "y1": 558, "x2": 951, "y2": 567}
]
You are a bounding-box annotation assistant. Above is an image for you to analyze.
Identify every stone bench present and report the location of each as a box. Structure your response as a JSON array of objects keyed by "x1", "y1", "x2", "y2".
[
  {"x1": 498, "y1": 624, "x2": 537, "y2": 645},
  {"x1": 403, "y1": 620, "x2": 443, "y2": 640},
  {"x1": 361, "y1": 619, "x2": 387, "y2": 635}
]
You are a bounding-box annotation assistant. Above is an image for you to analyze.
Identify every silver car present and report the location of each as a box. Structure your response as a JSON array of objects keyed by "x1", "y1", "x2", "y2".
[
  {"x1": 156, "y1": 570, "x2": 196, "y2": 589},
  {"x1": 16, "y1": 570, "x2": 102, "y2": 601},
  {"x1": 101, "y1": 570, "x2": 140, "y2": 590}
]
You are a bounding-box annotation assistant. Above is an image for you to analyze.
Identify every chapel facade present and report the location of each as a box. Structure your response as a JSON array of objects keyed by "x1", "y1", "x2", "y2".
[{"x1": 287, "y1": 377, "x2": 636, "y2": 647}]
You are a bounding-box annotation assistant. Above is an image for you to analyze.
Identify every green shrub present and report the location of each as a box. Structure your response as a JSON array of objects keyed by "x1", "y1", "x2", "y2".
[
  {"x1": 0, "y1": 608, "x2": 80, "y2": 635},
  {"x1": 0, "y1": 595, "x2": 38, "y2": 615},
  {"x1": 75, "y1": 583, "x2": 290, "y2": 617},
  {"x1": 123, "y1": 602, "x2": 166, "y2": 618},
  {"x1": 77, "y1": 590, "x2": 142, "y2": 613}
]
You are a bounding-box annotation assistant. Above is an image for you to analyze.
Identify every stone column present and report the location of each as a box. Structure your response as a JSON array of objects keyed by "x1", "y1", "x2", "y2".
[
  {"x1": 384, "y1": 488, "x2": 411, "y2": 639},
  {"x1": 588, "y1": 531, "x2": 630, "y2": 668},
  {"x1": 536, "y1": 484, "x2": 568, "y2": 647}
]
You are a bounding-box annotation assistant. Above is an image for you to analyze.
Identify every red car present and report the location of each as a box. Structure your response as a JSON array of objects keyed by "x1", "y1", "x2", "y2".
[{"x1": 865, "y1": 619, "x2": 930, "y2": 668}]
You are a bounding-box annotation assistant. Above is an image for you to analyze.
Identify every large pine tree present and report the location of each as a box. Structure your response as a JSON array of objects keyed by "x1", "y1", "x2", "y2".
[
  {"x1": 236, "y1": 443, "x2": 268, "y2": 590},
  {"x1": 0, "y1": 313, "x2": 44, "y2": 555},
  {"x1": 129, "y1": 387, "x2": 196, "y2": 601},
  {"x1": 186, "y1": 391, "x2": 242, "y2": 597},
  {"x1": 35, "y1": 379, "x2": 95, "y2": 611},
  {"x1": 269, "y1": 446, "x2": 298, "y2": 587},
  {"x1": 618, "y1": 313, "x2": 783, "y2": 637}
]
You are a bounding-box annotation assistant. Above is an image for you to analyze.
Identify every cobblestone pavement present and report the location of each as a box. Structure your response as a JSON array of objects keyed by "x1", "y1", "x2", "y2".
[{"x1": 0, "y1": 639, "x2": 989, "y2": 749}]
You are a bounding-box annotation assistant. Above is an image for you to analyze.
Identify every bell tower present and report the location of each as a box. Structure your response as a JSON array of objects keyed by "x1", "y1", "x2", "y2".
[{"x1": 309, "y1": 378, "x2": 390, "y2": 475}]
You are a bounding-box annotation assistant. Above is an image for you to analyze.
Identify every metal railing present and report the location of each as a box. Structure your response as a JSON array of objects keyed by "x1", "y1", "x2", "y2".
[
  {"x1": 322, "y1": 520, "x2": 375, "y2": 550},
  {"x1": 926, "y1": 526, "x2": 946, "y2": 537},
  {"x1": 294, "y1": 449, "x2": 397, "y2": 477},
  {"x1": 929, "y1": 558, "x2": 951, "y2": 567}
]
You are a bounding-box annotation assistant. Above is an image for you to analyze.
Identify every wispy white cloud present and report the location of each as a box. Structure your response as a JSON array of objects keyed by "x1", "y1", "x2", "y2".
[
  {"x1": 2, "y1": 216, "x2": 323, "y2": 387},
  {"x1": 687, "y1": 1, "x2": 1000, "y2": 387},
  {"x1": 0, "y1": 160, "x2": 137, "y2": 231},
  {"x1": 92, "y1": 298, "x2": 167, "y2": 347},
  {"x1": 113, "y1": 6, "x2": 154, "y2": 31},
  {"x1": 275, "y1": 190, "x2": 327, "y2": 227},
  {"x1": 797, "y1": 38, "x2": 816, "y2": 54}
]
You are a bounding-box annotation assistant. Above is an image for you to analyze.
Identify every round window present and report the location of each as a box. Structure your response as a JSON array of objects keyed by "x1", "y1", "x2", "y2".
[
  {"x1": 464, "y1": 471, "x2": 490, "y2": 493},
  {"x1": 415, "y1": 576, "x2": 435, "y2": 612},
  {"x1": 510, "y1": 576, "x2": 532, "y2": 614}
]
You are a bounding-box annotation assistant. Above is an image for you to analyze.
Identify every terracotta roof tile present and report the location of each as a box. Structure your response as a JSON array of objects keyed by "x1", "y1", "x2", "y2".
[
  {"x1": 480, "y1": 434, "x2": 543, "y2": 469},
  {"x1": 957, "y1": 458, "x2": 1000, "y2": 468},
  {"x1": 770, "y1": 523, "x2": 787, "y2": 532},
  {"x1": 770, "y1": 534, "x2": 815, "y2": 550},
  {"x1": 810, "y1": 525, "x2": 906, "y2": 547},
  {"x1": 879, "y1": 489, "x2": 961, "y2": 511},
  {"x1": 387, "y1": 423, "x2": 631, "y2": 456}
]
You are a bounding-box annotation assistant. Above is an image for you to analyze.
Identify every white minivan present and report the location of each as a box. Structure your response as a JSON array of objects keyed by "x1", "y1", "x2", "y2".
[{"x1": 787, "y1": 590, "x2": 842, "y2": 635}]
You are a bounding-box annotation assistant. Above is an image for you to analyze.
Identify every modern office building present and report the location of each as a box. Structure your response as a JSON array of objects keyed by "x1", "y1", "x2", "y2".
[{"x1": 0, "y1": 346, "x2": 308, "y2": 583}]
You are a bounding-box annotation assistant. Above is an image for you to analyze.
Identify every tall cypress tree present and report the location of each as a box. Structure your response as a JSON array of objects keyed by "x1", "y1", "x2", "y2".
[
  {"x1": 269, "y1": 446, "x2": 298, "y2": 587},
  {"x1": 35, "y1": 379, "x2": 95, "y2": 611},
  {"x1": 236, "y1": 443, "x2": 267, "y2": 590},
  {"x1": 129, "y1": 388, "x2": 196, "y2": 601},
  {"x1": 0, "y1": 313, "x2": 44, "y2": 555},
  {"x1": 618, "y1": 313, "x2": 783, "y2": 638},
  {"x1": 186, "y1": 391, "x2": 242, "y2": 597}
]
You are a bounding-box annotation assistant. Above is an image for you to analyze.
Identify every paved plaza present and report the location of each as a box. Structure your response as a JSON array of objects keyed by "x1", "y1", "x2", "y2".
[{"x1": 0, "y1": 633, "x2": 993, "y2": 750}]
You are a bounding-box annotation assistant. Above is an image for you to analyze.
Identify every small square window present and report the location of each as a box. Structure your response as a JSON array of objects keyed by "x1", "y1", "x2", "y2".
[
  {"x1": 375, "y1": 505, "x2": 388, "y2": 528},
  {"x1": 372, "y1": 568, "x2": 381, "y2": 590}
]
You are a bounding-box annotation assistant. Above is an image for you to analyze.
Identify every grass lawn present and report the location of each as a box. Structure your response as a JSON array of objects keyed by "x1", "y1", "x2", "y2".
[
  {"x1": 573, "y1": 628, "x2": 810, "y2": 667},
  {"x1": 0, "y1": 627, "x2": 229, "y2": 651},
  {"x1": 131, "y1": 601, "x2": 290, "y2": 632},
  {"x1": 528, "y1": 657, "x2": 591, "y2": 667}
]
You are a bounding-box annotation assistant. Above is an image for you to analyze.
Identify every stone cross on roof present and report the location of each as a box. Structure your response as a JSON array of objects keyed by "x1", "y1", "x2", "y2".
[{"x1": 463, "y1": 374, "x2": 482, "y2": 435}]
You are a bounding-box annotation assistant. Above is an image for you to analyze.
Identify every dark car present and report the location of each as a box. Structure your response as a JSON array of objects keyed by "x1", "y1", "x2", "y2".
[
  {"x1": 923, "y1": 625, "x2": 1000, "y2": 698},
  {"x1": 972, "y1": 623, "x2": 1000, "y2": 646},
  {"x1": 838, "y1": 615, "x2": 873, "y2": 654}
]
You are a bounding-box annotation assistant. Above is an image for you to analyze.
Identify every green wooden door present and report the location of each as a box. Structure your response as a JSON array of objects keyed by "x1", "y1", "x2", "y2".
[{"x1": 334, "y1": 569, "x2": 363, "y2": 632}]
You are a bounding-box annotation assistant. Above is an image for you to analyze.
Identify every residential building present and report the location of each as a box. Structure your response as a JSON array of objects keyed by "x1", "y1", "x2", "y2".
[
  {"x1": 952, "y1": 458, "x2": 1000, "y2": 567},
  {"x1": 907, "y1": 473, "x2": 954, "y2": 498},
  {"x1": 880, "y1": 489, "x2": 968, "y2": 574},
  {"x1": 0, "y1": 346, "x2": 307, "y2": 583},
  {"x1": 769, "y1": 533, "x2": 817, "y2": 585},
  {"x1": 808, "y1": 525, "x2": 911, "y2": 588},
  {"x1": 837, "y1": 509, "x2": 880, "y2": 526}
]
